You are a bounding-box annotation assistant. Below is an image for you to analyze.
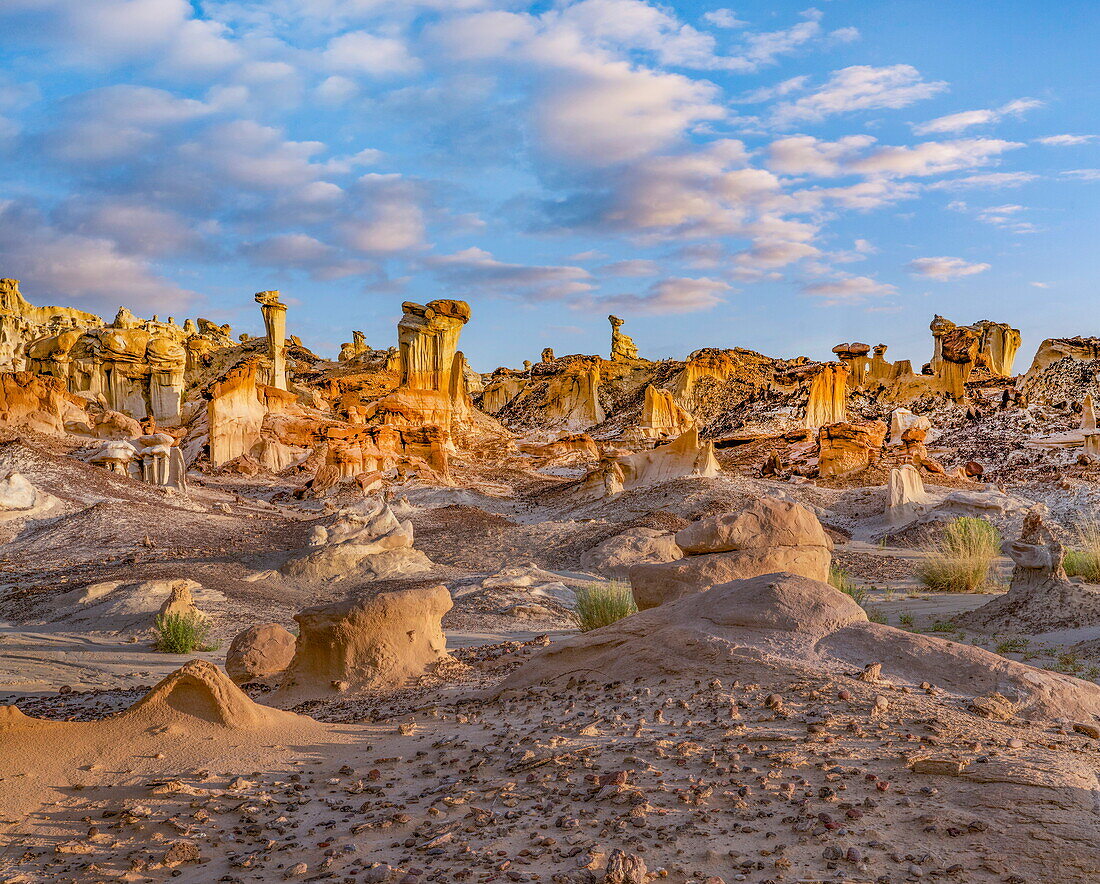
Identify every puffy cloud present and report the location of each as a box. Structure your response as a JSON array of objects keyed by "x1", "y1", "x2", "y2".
[
  {"x1": 426, "y1": 247, "x2": 593, "y2": 301},
  {"x1": 53, "y1": 198, "x2": 208, "y2": 257},
  {"x1": 599, "y1": 276, "x2": 729, "y2": 314},
  {"x1": 735, "y1": 8, "x2": 823, "y2": 71},
  {"x1": 802, "y1": 275, "x2": 896, "y2": 304},
  {"x1": 911, "y1": 98, "x2": 1041, "y2": 135},
  {"x1": 179, "y1": 120, "x2": 329, "y2": 191},
  {"x1": 323, "y1": 31, "x2": 421, "y2": 77},
  {"x1": 849, "y1": 138, "x2": 1023, "y2": 178},
  {"x1": 532, "y1": 58, "x2": 724, "y2": 166},
  {"x1": 0, "y1": 0, "x2": 240, "y2": 75},
  {"x1": 239, "y1": 234, "x2": 377, "y2": 280},
  {"x1": 703, "y1": 9, "x2": 746, "y2": 28},
  {"x1": 907, "y1": 256, "x2": 990, "y2": 280},
  {"x1": 340, "y1": 173, "x2": 428, "y2": 254},
  {"x1": 766, "y1": 134, "x2": 876, "y2": 176},
  {"x1": 0, "y1": 197, "x2": 196, "y2": 313},
  {"x1": 733, "y1": 239, "x2": 820, "y2": 272},
  {"x1": 1036, "y1": 134, "x2": 1095, "y2": 146},
  {"x1": 40, "y1": 85, "x2": 213, "y2": 163},
  {"x1": 771, "y1": 65, "x2": 947, "y2": 126}
]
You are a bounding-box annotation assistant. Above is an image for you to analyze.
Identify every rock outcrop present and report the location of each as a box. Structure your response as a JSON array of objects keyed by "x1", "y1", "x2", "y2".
[
  {"x1": 280, "y1": 497, "x2": 432, "y2": 582},
  {"x1": 609, "y1": 315, "x2": 639, "y2": 361},
  {"x1": 254, "y1": 290, "x2": 288, "y2": 390},
  {"x1": 276, "y1": 585, "x2": 452, "y2": 699},
  {"x1": 818, "y1": 420, "x2": 887, "y2": 477},
  {"x1": 629, "y1": 499, "x2": 832, "y2": 609},
  {"x1": 886, "y1": 465, "x2": 933, "y2": 526},
  {"x1": 0, "y1": 278, "x2": 101, "y2": 372},
  {"x1": 579, "y1": 527, "x2": 683, "y2": 577},
  {"x1": 956, "y1": 509, "x2": 1100, "y2": 633}
]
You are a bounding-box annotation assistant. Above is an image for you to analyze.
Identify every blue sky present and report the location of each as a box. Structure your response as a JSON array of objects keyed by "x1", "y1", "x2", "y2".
[{"x1": 0, "y1": 0, "x2": 1097, "y2": 372}]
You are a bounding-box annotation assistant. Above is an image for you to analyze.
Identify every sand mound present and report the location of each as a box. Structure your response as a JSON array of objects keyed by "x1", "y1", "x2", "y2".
[
  {"x1": 957, "y1": 510, "x2": 1100, "y2": 633},
  {"x1": 275, "y1": 585, "x2": 453, "y2": 700},
  {"x1": 120, "y1": 660, "x2": 301, "y2": 729},
  {"x1": 498, "y1": 572, "x2": 1100, "y2": 723}
]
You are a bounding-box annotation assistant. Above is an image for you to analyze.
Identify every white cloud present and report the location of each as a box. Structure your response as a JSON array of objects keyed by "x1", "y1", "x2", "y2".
[
  {"x1": 703, "y1": 9, "x2": 746, "y2": 28},
  {"x1": 771, "y1": 65, "x2": 947, "y2": 126},
  {"x1": 1035, "y1": 134, "x2": 1095, "y2": 146},
  {"x1": 323, "y1": 31, "x2": 421, "y2": 77},
  {"x1": 801, "y1": 275, "x2": 896, "y2": 304},
  {"x1": 340, "y1": 173, "x2": 428, "y2": 254},
  {"x1": 0, "y1": 197, "x2": 196, "y2": 313},
  {"x1": 766, "y1": 134, "x2": 876, "y2": 176},
  {"x1": 1030, "y1": 281, "x2": 1049, "y2": 288},
  {"x1": 912, "y1": 98, "x2": 1042, "y2": 135},
  {"x1": 1062, "y1": 169, "x2": 1100, "y2": 181},
  {"x1": 907, "y1": 256, "x2": 990, "y2": 280},
  {"x1": 599, "y1": 276, "x2": 729, "y2": 314},
  {"x1": 850, "y1": 138, "x2": 1023, "y2": 178}
]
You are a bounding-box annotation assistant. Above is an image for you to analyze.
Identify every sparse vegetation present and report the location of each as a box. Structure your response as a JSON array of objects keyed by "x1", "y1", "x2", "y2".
[
  {"x1": 571, "y1": 581, "x2": 637, "y2": 632},
  {"x1": 153, "y1": 612, "x2": 217, "y2": 654},
  {"x1": 929, "y1": 620, "x2": 958, "y2": 634},
  {"x1": 829, "y1": 565, "x2": 867, "y2": 606},
  {"x1": 916, "y1": 517, "x2": 1002, "y2": 592},
  {"x1": 995, "y1": 636, "x2": 1031, "y2": 654},
  {"x1": 865, "y1": 607, "x2": 888, "y2": 624},
  {"x1": 1063, "y1": 520, "x2": 1100, "y2": 582}
]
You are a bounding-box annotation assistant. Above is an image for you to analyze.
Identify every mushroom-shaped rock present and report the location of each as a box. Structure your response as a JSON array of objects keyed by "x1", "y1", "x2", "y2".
[
  {"x1": 226, "y1": 624, "x2": 297, "y2": 684},
  {"x1": 630, "y1": 499, "x2": 832, "y2": 610},
  {"x1": 275, "y1": 585, "x2": 453, "y2": 700}
]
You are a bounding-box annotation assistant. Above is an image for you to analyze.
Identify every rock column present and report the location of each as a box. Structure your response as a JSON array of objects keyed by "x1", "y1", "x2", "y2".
[{"x1": 255, "y1": 290, "x2": 288, "y2": 390}]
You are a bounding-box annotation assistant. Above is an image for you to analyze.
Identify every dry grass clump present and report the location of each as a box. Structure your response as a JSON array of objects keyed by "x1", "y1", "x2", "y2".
[
  {"x1": 571, "y1": 581, "x2": 638, "y2": 632},
  {"x1": 829, "y1": 565, "x2": 866, "y2": 605},
  {"x1": 1063, "y1": 520, "x2": 1100, "y2": 582},
  {"x1": 916, "y1": 517, "x2": 1002, "y2": 592},
  {"x1": 153, "y1": 612, "x2": 217, "y2": 653}
]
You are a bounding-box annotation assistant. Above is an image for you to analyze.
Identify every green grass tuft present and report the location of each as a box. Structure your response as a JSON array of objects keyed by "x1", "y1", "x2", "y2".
[
  {"x1": 1063, "y1": 520, "x2": 1100, "y2": 582},
  {"x1": 571, "y1": 581, "x2": 638, "y2": 632},
  {"x1": 829, "y1": 565, "x2": 867, "y2": 606},
  {"x1": 153, "y1": 612, "x2": 217, "y2": 654},
  {"x1": 916, "y1": 517, "x2": 1002, "y2": 593}
]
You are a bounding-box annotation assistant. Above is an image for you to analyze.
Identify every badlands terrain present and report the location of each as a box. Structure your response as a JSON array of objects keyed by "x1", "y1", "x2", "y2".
[{"x1": 2, "y1": 277, "x2": 1100, "y2": 882}]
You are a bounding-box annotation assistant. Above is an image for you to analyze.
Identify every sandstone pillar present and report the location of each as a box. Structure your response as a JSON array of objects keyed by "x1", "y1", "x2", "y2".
[{"x1": 254, "y1": 290, "x2": 288, "y2": 390}]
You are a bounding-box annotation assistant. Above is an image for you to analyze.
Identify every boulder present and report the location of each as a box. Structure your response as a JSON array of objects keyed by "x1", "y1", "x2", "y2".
[
  {"x1": 629, "y1": 499, "x2": 831, "y2": 610},
  {"x1": 225, "y1": 623, "x2": 297, "y2": 684},
  {"x1": 275, "y1": 585, "x2": 452, "y2": 699},
  {"x1": 580, "y1": 527, "x2": 683, "y2": 577}
]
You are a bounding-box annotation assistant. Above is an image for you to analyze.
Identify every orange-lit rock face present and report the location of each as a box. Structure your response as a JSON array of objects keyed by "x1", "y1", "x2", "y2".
[
  {"x1": 207, "y1": 360, "x2": 297, "y2": 466},
  {"x1": 0, "y1": 370, "x2": 90, "y2": 435},
  {"x1": 0, "y1": 278, "x2": 102, "y2": 373},
  {"x1": 803, "y1": 363, "x2": 848, "y2": 429},
  {"x1": 633, "y1": 384, "x2": 694, "y2": 439},
  {"x1": 817, "y1": 419, "x2": 887, "y2": 477}
]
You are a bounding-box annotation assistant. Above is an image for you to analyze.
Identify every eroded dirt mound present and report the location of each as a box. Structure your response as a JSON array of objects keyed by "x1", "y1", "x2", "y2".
[{"x1": 499, "y1": 572, "x2": 1100, "y2": 723}]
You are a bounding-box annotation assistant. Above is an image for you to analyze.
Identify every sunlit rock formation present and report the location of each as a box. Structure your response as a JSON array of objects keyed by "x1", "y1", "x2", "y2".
[
  {"x1": 254, "y1": 290, "x2": 288, "y2": 390},
  {"x1": 609, "y1": 314, "x2": 639, "y2": 361}
]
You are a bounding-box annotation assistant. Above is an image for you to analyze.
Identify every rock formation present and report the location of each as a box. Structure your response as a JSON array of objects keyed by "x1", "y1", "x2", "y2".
[
  {"x1": 956, "y1": 509, "x2": 1100, "y2": 633},
  {"x1": 802, "y1": 363, "x2": 848, "y2": 428},
  {"x1": 629, "y1": 499, "x2": 832, "y2": 609},
  {"x1": 338, "y1": 330, "x2": 369, "y2": 362},
  {"x1": 609, "y1": 315, "x2": 639, "y2": 361},
  {"x1": 0, "y1": 371, "x2": 90, "y2": 435},
  {"x1": 275, "y1": 585, "x2": 452, "y2": 699},
  {"x1": 817, "y1": 420, "x2": 887, "y2": 477},
  {"x1": 207, "y1": 359, "x2": 297, "y2": 466},
  {"x1": 631, "y1": 384, "x2": 694, "y2": 439},
  {"x1": 498, "y1": 572, "x2": 1100, "y2": 723},
  {"x1": 226, "y1": 623, "x2": 297, "y2": 684},
  {"x1": 886, "y1": 465, "x2": 933, "y2": 526},
  {"x1": 281, "y1": 497, "x2": 432, "y2": 582},
  {"x1": 254, "y1": 290, "x2": 288, "y2": 390},
  {"x1": 0, "y1": 278, "x2": 101, "y2": 372},
  {"x1": 579, "y1": 527, "x2": 683, "y2": 577}
]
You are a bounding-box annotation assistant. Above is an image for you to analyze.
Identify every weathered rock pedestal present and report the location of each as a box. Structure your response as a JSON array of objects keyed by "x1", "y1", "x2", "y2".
[{"x1": 254, "y1": 290, "x2": 288, "y2": 390}]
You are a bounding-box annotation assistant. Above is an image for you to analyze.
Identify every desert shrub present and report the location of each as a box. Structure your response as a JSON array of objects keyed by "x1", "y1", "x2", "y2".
[
  {"x1": 154, "y1": 612, "x2": 216, "y2": 653},
  {"x1": 571, "y1": 581, "x2": 637, "y2": 632},
  {"x1": 828, "y1": 566, "x2": 867, "y2": 606},
  {"x1": 865, "y1": 607, "x2": 888, "y2": 624},
  {"x1": 995, "y1": 636, "x2": 1031, "y2": 654},
  {"x1": 916, "y1": 517, "x2": 1001, "y2": 592},
  {"x1": 1063, "y1": 520, "x2": 1100, "y2": 582}
]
